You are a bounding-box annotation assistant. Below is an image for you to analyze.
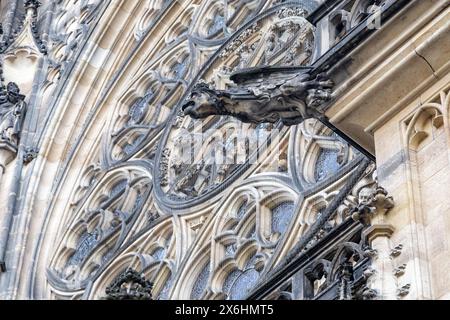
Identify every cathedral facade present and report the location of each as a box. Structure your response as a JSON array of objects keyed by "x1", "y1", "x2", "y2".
[{"x1": 0, "y1": 0, "x2": 449, "y2": 300}]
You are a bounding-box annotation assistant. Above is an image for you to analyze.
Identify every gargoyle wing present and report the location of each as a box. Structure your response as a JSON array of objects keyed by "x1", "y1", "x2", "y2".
[
  {"x1": 229, "y1": 66, "x2": 312, "y2": 99},
  {"x1": 230, "y1": 66, "x2": 311, "y2": 86}
]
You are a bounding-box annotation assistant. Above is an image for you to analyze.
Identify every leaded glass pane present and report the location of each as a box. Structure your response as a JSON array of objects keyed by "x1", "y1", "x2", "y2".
[
  {"x1": 190, "y1": 262, "x2": 210, "y2": 300},
  {"x1": 237, "y1": 201, "x2": 247, "y2": 219},
  {"x1": 68, "y1": 231, "x2": 99, "y2": 266},
  {"x1": 228, "y1": 269, "x2": 260, "y2": 300},
  {"x1": 152, "y1": 247, "x2": 166, "y2": 260},
  {"x1": 314, "y1": 149, "x2": 341, "y2": 182},
  {"x1": 158, "y1": 276, "x2": 173, "y2": 300},
  {"x1": 225, "y1": 244, "x2": 236, "y2": 257},
  {"x1": 271, "y1": 201, "x2": 295, "y2": 234},
  {"x1": 223, "y1": 269, "x2": 241, "y2": 294},
  {"x1": 128, "y1": 91, "x2": 153, "y2": 126}
]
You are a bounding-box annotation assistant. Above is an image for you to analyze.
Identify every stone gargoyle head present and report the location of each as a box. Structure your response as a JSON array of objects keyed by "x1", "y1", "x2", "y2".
[{"x1": 181, "y1": 82, "x2": 227, "y2": 119}]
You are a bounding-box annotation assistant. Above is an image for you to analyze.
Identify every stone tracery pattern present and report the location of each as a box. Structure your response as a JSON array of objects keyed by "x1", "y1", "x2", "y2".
[
  {"x1": 154, "y1": 5, "x2": 320, "y2": 207},
  {"x1": 36, "y1": 0, "x2": 383, "y2": 300},
  {"x1": 47, "y1": 167, "x2": 153, "y2": 290}
]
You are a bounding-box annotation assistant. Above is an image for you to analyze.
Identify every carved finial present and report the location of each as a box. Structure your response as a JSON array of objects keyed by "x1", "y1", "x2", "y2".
[
  {"x1": 393, "y1": 264, "x2": 407, "y2": 277},
  {"x1": 397, "y1": 284, "x2": 411, "y2": 298},
  {"x1": 361, "y1": 287, "x2": 379, "y2": 300},
  {"x1": 390, "y1": 244, "x2": 403, "y2": 258}
]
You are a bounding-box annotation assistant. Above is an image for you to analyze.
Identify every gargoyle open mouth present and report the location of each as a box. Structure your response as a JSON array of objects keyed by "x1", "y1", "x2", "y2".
[{"x1": 181, "y1": 100, "x2": 196, "y2": 116}]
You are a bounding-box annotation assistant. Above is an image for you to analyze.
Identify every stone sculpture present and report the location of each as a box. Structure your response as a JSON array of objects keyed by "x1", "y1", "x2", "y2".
[{"x1": 182, "y1": 67, "x2": 333, "y2": 126}]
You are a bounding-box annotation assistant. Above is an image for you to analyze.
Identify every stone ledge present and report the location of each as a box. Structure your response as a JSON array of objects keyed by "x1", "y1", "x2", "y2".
[
  {"x1": 363, "y1": 224, "x2": 396, "y2": 241},
  {"x1": 324, "y1": 0, "x2": 450, "y2": 154}
]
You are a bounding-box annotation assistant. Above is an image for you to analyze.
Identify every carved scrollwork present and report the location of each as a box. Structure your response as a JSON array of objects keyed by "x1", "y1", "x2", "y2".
[{"x1": 191, "y1": 0, "x2": 266, "y2": 41}]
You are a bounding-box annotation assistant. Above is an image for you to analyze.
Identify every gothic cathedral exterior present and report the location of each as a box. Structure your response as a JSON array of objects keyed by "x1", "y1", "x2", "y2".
[{"x1": 0, "y1": 0, "x2": 449, "y2": 300}]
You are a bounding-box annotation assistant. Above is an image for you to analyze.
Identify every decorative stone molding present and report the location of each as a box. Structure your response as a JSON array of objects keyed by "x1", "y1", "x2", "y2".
[
  {"x1": 47, "y1": 167, "x2": 152, "y2": 289},
  {"x1": 105, "y1": 269, "x2": 153, "y2": 300},
  {"x1": 219, "y1": 24, "x2": 260, "y2": 59},
  {"x1": 24, "y1": 0, "x2": 47, "y2": 55},
  {"x1": 147, "y1": 208, "x2": 160, "y2": 224},
  {"x1": 159, "y1": 148, "x2": 171, "y2": 187},
  {"x1": 348, "y1": 181, "x2": 401, "y2": 300},
  {"x1": 393, "y1": 264, "x2": 407, "y2": 277},
  {"x1": 390, "y1": 244, "x2": 403, "y2": 258},
  {"x1": 277, "y1": 7, "x2": 308, "y2": 20},
  {"x1": 397, "y1": 284, "x2": 411, "y2": 298},
  {"x1": 361, "y1": 286, "x2": 378, "y2": 300}
]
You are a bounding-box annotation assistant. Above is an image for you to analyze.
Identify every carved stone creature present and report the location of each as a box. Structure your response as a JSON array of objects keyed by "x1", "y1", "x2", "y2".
[
  {"x1": 182, "y1": 67, "x2": 333, "y2": 126},
  {"x1": 173, "y1": 162, "x2": 204, "y2": 197},
  {"x1": 0, "y1": 82, "x2": 27, "y2": 147},
  {"x1": 105, "y1": 269, "x2": 153, "y2": 300},
  {"x1": 351, "y1": 186, "x2": 394, "y2": 226}
]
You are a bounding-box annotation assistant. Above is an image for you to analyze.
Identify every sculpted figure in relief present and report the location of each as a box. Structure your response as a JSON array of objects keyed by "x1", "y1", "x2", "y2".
[{"x1": 0, "y1": 82, "x2": 27, "y2": 147}]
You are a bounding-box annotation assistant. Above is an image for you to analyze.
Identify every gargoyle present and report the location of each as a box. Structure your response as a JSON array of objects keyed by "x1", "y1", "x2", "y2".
[{"x1": 182, "y1": 67, "x2": 333, "y2": 126}]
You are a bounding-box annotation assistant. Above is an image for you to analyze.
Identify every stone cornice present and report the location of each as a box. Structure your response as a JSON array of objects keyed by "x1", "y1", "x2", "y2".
[{"x1": 324, "y1": 0, "x2": 450, "y2": 154}]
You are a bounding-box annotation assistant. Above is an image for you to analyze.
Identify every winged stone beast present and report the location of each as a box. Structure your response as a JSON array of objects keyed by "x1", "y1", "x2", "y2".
[{"x1": 182, "y1": 67, "x2": 333, "y2": 126}]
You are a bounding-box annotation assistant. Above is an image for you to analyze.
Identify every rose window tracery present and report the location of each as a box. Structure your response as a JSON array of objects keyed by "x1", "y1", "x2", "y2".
[
  {"x1": 48, "y1": 168, "x2": 152, "y2": 289},
  {"x1": 154, "y1": 5, "x2": 316, "y2": 208},
  {"x1": 43, "y1": 1, "x2": 374, "y2": 301}
]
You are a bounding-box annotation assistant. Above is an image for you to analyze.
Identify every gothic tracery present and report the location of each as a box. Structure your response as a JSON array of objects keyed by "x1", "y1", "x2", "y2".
[{"x1": 1, "y1": 0, "x2": 447, "y2": 301}]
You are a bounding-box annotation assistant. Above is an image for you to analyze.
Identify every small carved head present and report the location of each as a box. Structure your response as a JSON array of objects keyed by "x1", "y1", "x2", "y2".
[
  {"x1": 358, "y1": 187, "x2": 373, "y2": 204},
  {"x1": 182, "y1": 82, "x2": 224, "y2": 119}
]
